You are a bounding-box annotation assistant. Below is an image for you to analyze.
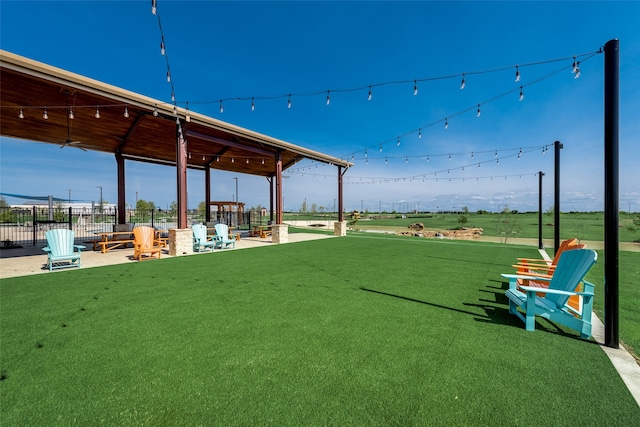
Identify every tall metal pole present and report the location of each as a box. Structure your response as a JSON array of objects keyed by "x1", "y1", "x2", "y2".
[
  {"x1": 538, "y1": 171, "x2": 544, "y2": 249},
  {"x1": 604, "y1": 39, "x2": 620, "y2": 348},
  {"x1": 97, "y1": 186, "x2": 103, "y2": 213},
  {"x1": 553, "y1": 140, "x2": 562, "y2": 255}
]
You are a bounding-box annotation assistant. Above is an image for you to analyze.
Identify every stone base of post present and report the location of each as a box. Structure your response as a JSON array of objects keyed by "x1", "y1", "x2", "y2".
[
  {"x1": 334, "y1": 221, "x2": 347, "y2": 236},
  {"x1": 169, "y1": 228, "x2": 194, "y2": 256},
  {"x1": 271, "y1": 224, "x2": 289, "y2": 244}
]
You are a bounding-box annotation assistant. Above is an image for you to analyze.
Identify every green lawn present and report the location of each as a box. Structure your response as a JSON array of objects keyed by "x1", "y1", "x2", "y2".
[
  {"x1": 1, "y1": 236, "x2": 639, "y2": 425},
  {"x1": 340, "y1": 211, "x2": 640, "y2": 243}
]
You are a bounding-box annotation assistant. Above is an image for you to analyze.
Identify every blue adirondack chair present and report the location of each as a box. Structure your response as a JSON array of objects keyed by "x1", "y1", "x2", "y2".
[
  {"x1": 213, "y1": 224, "x2": 236, "y2": 249},
  {"x1": 192, "y1": 224, "x2": 215, "y2": 252},
  {"x1": 502, "y1": 248, "x2": 597, "y2": 339},
  {"x1": 42, "y1": 229, "x2": 86, "y2": 271}
]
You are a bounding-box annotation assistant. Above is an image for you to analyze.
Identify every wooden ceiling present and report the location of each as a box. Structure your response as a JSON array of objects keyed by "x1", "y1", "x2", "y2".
[{"x1": 0, "y1": 50, "x2": 351, "y2": 177}]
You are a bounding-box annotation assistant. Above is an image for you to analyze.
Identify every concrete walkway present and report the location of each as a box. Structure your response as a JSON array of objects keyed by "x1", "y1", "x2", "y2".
[
  {"x1": 0, "y1": 232, "x2": 334, "y2": 279},
  {"x1": 1, "y1": 231, "x2": 638, "y2": 407}
]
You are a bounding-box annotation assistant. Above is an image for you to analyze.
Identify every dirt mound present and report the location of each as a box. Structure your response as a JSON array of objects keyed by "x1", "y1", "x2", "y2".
[{"x1": 399, "y1": 227, "x2": 484, "y2": 239}]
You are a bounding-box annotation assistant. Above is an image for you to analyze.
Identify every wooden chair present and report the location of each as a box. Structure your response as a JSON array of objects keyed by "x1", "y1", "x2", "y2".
[
  {"x1": 192, "y1": 224, "x2": 215, "y2": 252},
  {"x1": 132, "y1": 226, "x2": 162, "y2": 261},
  {"x1": 213, "y1": 224, "x2": 236, "y2": 249},
  {"x1": 502, "y1": 249, "x2": 597, "y2": 339},
  {"x1": 512, "y1": 238, "x2": 586, "y2": 313},
  {"x1": 43, "y1": 229, "x2": 85, "y2": 271}
]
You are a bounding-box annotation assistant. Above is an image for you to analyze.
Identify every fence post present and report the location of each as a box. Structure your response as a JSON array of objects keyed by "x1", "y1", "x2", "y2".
[{"x1": 68, "y1": 207, "x2": 72, "y2": 230}]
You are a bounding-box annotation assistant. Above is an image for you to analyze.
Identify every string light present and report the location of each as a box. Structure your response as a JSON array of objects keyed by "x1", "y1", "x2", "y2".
[
  {"x1": 166, "y1": 71, "x2": 171, "y2": 82},
  {"x1": 261, "y1": 158, "x2": 265, "y2": 165},
  {"x1": 448, "y1": 154, "x2": 451, "y2": 161},
  {"x1": 515, "y1": 65, "x2": 521, "y2": 82},
  {"x1": 574, "y1": 61, "x2": 581, "y2": 79},
  {"x1": 397, "y1": 137, "x2": 400, "y2": 147},
  {"x1": 43, "y1": 107, "x2": 48, "y2": 120},
  {"x1": 379, "y1": 144, "x2": 383, "y2": 152},
  {"x1": 160, "y1": 39, "x2": 165, "y2": 55},
  {"x1": 471, "y1": 152, "x2": 474, "y2": 159},
  {"x1": 460, "y1": 73, "x2": 466, "y2": 89},
  {"x1": 413, "y1": 80, "x2": 418, "y2": 96},
  {"x1": 18, "y1": 107, "x2": 24, "y2": 119},
  {"x1": 251, "y1": 97, "x2": 255, "y2": 111},
  {"x1": 151, "y1": 0, "x2": 157, "y2": 15},
  {"x1": 124, "y1": 106, "x2": 129, "y2": 118},
  {"x1": 326, "y1": 90, "x2": 331, "y2": 105},
  {"x1": 153, "y1": 105, "x2": 158, "y2": 116},
  {"x1": 231, "y1": 157, "x2": 235, "y2": 163},
  {"x1": 476, "y1": 104, "x2": 481, "y2": 117},
  {"x1": 219, "y1": 100, "x2": 224, "y2": 113},
  {"x1": 572, "y1": 55, "x2": 578, "y2": 73},
  {"x1": 519, "y1": 86, "x2": 524, "y2": 101},
  {"x1": 287, "y1": 94, "x2": 292, "y2": 109},
  {"x1": 418, "y1": 128, "x2": 422, "y2": 138},
  {"x1": 444, "y1": 118, "x2": 448, "y2": 129},
  {"x1": 368, "y1": 86, "x2": 372, "y2": 101},
  {"x1": 95, "y1": 106, "x2": 101, "y2": 119},
  {"x1": 69, "y1": 108, "x2": 74, "y2": 120}
]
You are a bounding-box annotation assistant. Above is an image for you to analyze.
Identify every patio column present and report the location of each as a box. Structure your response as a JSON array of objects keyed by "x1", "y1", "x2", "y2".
[
  {"x1": 116, "y1": 152, "x2": 126, "y2": 224},
  {"x1": 275, "y1": 151, "x2": 283, "y2": 224},
  {"x1": 205, "y1": 165, "x2": 211, "y2": 223},
  {"x1": 176, "y1": 121, "x2": 187, "y2": 230},
  {"x1": 334, "y1": 165, "x2": 347, "y2": 236}
]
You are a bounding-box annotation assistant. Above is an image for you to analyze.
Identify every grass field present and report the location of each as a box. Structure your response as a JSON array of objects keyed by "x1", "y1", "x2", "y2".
[
  {"x1": 287, "y1": 211, "x2": 640, "y2": 243},
  {"x1": 1, "y1": 236, "x2": 638, "y2": 425}
]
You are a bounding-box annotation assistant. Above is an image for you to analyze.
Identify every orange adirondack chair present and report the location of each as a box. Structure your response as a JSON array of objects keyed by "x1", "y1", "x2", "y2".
[
  {"x1": 512, "y1": 238, "x2": 586, "y2": 314},
  {"x1": 133, "y1": 226, "x2": 162, "y2": 261}
]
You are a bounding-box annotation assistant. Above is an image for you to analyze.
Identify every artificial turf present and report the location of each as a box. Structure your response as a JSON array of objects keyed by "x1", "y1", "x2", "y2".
[{"x1": 1, "y1": 236, "x2": 638, "y2": 425}]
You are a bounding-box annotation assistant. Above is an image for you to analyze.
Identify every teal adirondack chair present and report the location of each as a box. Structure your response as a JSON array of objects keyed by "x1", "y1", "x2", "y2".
[
  {"x1": 213, "y1": 224, "x2": 236, "y2": 249},
  {"x1": 192, "y1": 224, "x2": 215, "y2": 252},
  {"x1": 502, "y1": 248, "x2": 597, "y2": 339},
  {"x1": 43, "y1": 229, "x2": 86, "y2": 271}
]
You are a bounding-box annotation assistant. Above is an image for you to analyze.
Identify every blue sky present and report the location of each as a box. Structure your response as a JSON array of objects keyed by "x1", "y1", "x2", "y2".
[{"x1": 1, "y1": 1, "x2": 639, "y2": 212}]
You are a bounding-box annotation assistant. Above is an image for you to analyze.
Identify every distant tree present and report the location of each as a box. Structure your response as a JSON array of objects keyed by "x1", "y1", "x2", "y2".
[
  {"x1": 457, "y1": 206, "x2": 469, "y2": 228},
  {"x1": 0, "y1": 196, "x2": 9, "y2": 208},
  {"x1": 495, "y1": 205, "x2": 522, "y2": 243},
  {"x1": 311, "y1": 203, "x2": 317, "y2": 213},
  {"x1": 169, "y1": 201, "x2": 178, "y2": 216},
  {"x1": 196, "y1": 201, "x2": 207, "y2": 217},
  {"x1": 54, "y1": 201, "x2": 66, "y2": 222},
  {"x1": 546, "y1": 205, "x2": 555, "y2": 217},
  {"x1": 300, "y1": 200, "x2": 308, "y2": 213},
  {"x1": 626, "y1": 214, "x2": 640, "y2": 236},
  {"x1": 318, "y1": 206, "x2": 325, "y2": 214}
]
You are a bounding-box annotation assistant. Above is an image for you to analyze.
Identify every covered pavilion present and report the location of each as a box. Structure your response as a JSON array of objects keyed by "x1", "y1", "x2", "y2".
[{"x1": 0, "y1": 50, "x2": 352, "y2": 251}]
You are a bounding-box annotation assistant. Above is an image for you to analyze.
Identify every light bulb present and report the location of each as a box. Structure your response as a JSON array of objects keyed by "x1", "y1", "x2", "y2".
[
  {"x1": 367, "y1": 86, "x2": 372, "y2": 101},
  {"x1": 397, "y1": 137, "x2": 400, "y2": 147},
  {"x1": 471, "y1": 152, "x2": 474, "y2": 159},
  {"x1": 69, "y1": 109, "x2": 74, "y2": 120},
  {"x1": 188, "y1": 152, "x2": 192, "y2": 159},
  {"x1": 124, "y1": 106, "x2": 129, "y2": 118},
  {"x1": 476, "y1": 104, "x2": 481, "y2": 117},
  {"x1": 426, "y1": 155, "x2": 429, "y2": 162},
  {"x1": 251, "y1": 97, "x2": 255, "y2": 111},
  {"x1": 43, "y1": 107, "x2": 48, "y2": 120},
  {"x1": 326, "y1": 90, "x2": 330, "y2": 105},
  {"x1": 151, "y1": 0, "x2": 157, "y2": 14},
  {"x1": 379, "y1": 145, "x2": 382, "y2": 152},
  {"x1": 231, "y1": 158, "x2": 235, "y2": 163},
  {"x1": 574, "y1": 63, "x2": 581, "y2": 79},
  {"x1": 385, "y1": 158, "x2": 388, "y2": 164},
  {"x1": 405, "y1": 157, "x2": 408, "y2": 164},
  {"x1": 418, "y1": 128, "x2": 422, "y2": 139},
  {"x1": 413, "y1": 80, "x2": 418, "y2": 96},
  {"x1": 18, "y1": 107, "x2": 24, "y2": 119},
  {"x1": 171, "y1": 91, "x2": 175, "y2": 102},
  {"x1": 246, "y1": 158, "x2": 249, "y2": 164},
  {"x1": 153, "y1": 105, "x2": 159, "y2": 116},
  {"x1": 572, "y1": 55, "x2": 577, "y2": 73},
  {"x1": 287, "y1": 94, "x2": 292, "y2": 109},
  {"x1": 444, "y1": 119, "x2": 448, "y2": 129},
  {"x1": 519, "y1": 87, "x2": 524, "y2": 101},
  {"x1": 219, "y1": 100, "x2": 224, "y2": 113},
  {"x1": 460, "y1": 73, "x2": 466, "y2": 90},
  {"x1": 166, "y1": 71, "x2": 171, "y2": 82},
  {"x1": 515, "y1": 65, "x2": 521, "y2": 82},
  {"x1": 160, "y1": 40, "x2": 165, "y2": 55},
  {"x1": 261, "y1": 158, "x2": 264, "y2": 165},
  {"x1": 95, "y1": 107, "x2": 100, "y2": 119},
  {"x1": 448, "y1": 154, "x2": 451, "y2": 161}
]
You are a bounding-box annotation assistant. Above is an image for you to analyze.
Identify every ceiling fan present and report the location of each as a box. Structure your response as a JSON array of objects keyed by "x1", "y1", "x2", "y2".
[{"x1": 60, "y1": 90, "x2": 86, "y2": 151}]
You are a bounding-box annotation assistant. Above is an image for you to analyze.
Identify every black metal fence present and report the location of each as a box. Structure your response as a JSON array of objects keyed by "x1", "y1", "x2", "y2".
[{"x1": 0, "y1": 207, "x2": 265, "y2": 246}]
